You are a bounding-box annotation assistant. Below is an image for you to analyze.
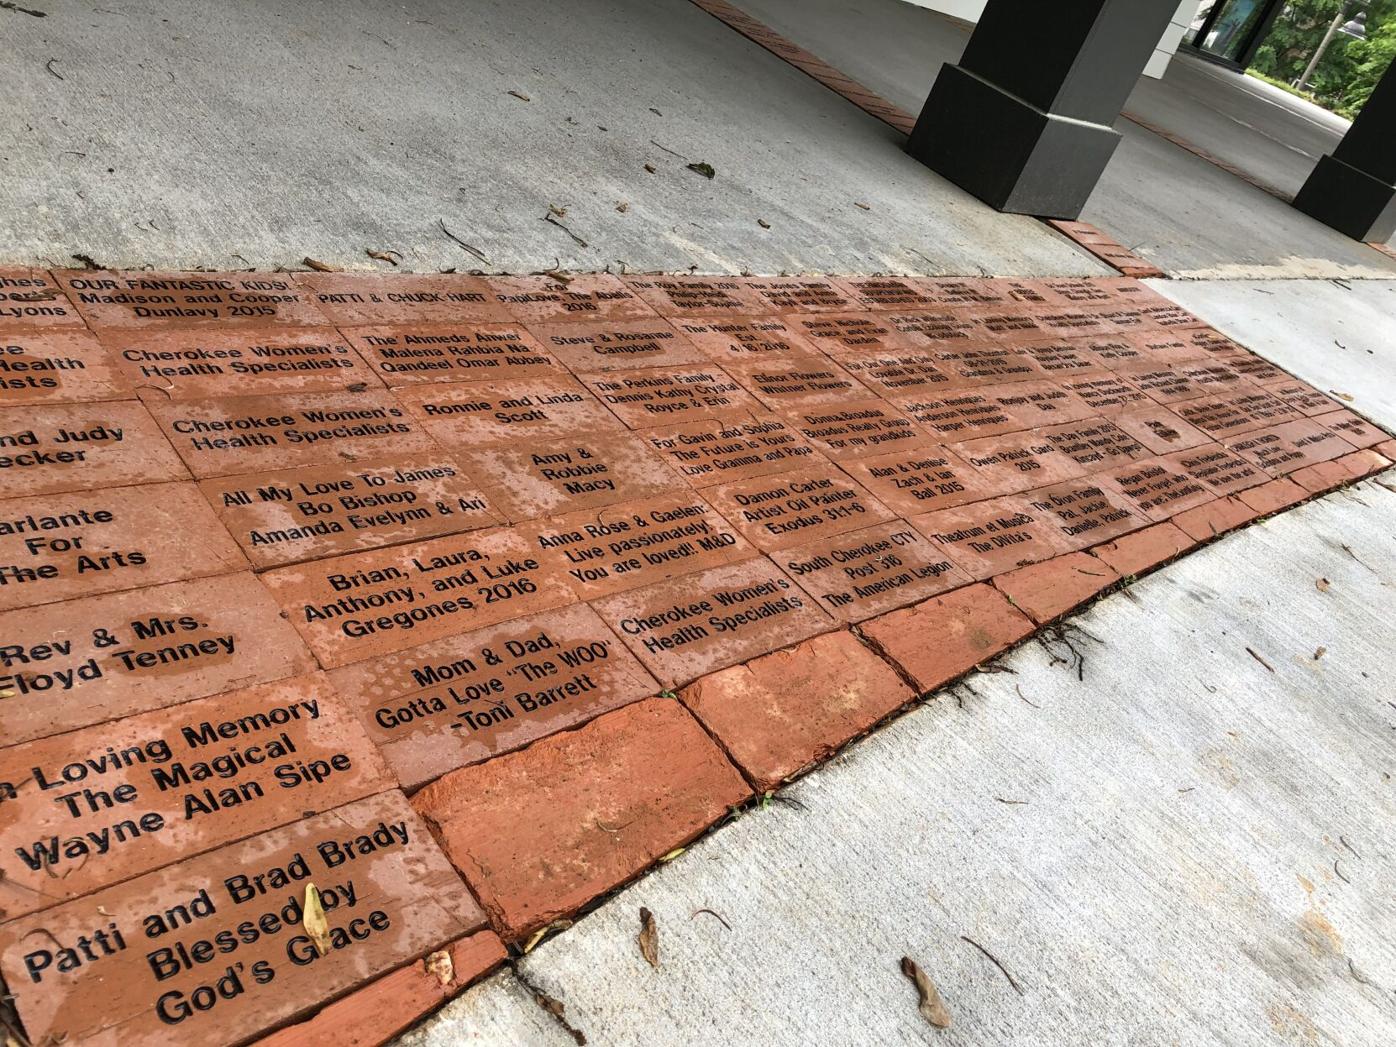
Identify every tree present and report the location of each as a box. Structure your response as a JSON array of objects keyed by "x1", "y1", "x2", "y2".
[
  {"x1": 1343, "y1": 15, "x2": 1396, "y2": 110},
  {"x1": 1249, "y1": 0, "x2": 1396, "y2": 110}
]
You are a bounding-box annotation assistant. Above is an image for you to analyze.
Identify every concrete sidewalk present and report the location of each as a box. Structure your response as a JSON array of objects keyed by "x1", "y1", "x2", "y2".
[
  {"x1": 0, "y1": 0, "x2": 1096, "y2": 277},
  {"x1": 732, "y1": 0, "x2": 1396, "y2": 279}
]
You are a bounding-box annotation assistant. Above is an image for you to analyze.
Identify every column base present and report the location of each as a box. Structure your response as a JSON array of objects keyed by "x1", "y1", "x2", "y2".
[
  {"x1": 906, "y1": 64, "x2": 1121, "y2": 220},
  {"x1": 1294, "y1": 154, "x2": 1396, "y2": 244}
]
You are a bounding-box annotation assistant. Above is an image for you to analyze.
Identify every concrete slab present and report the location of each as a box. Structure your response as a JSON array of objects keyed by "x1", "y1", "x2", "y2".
[
  {"x1": 723, "y1": 0, "x2": 1396, "y2": 278},
  {"x1": 0, "y1": 0, "x2": 1097, "y2": 276},
  {"x1": 1124, "y1": 53, "x2": 1350, "y2": 201},
  {"x1": 1151, "y1": 279, "x2": 1396, "y2": 429},
  {"x1": 402, "y1": 477, "x2": 1396, "y2": 1045}
]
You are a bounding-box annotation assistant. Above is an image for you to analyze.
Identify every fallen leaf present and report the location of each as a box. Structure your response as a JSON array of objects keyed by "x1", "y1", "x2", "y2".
[
  {"x1": 854, "y1": 201, "x2": 871, "y2": 210},
  {"x1": 900, "y1": 956, "x2": 952, "y2": 1028},
  {"x1": 637, "y1": 907, "x2": 659, "y2": 968},
  {"x1": 303, "y1": 257, "x2": 340, "y2": 272},
  {"x1": 303, "y1": 883, "x2": 331, "y2": 956},
  {"x1": 549, "y1": 204, "x2": 568, "y2": 218},
  {"x1": 757, "y1": 218, "x2": 771, "y2": 229},
  {"x1": 686, "y1": 161, "x2": 716, "y2": 180},
  {"x1": 659, "y1": 847, "x2": 685, "y2": 862},
  {"x1": 1313, "y1": 646, "x2": 1327, "y2": 660},
  {"x1": 508, "y1": 90, "x2": 531, "y2": 102},
  {"x1": 1330, "y1": 390, "x2": 1355, "y2": 402},
  {"x1": 1315, "y1": 577, "x2": 1330, "y2": 592},
  {"x1": 643, "y1": 163, "x2": 657, "y2": 174},
  {"x1": 523, "y1": 918, "x2": 573, "y2": 953},
  {"x1": 616, "y1": 202, "x2": 629, "y2": 213},
  {"x1": 424, "y1": 949, "x2": 454, "y2": 988},
  {"x1": 366, "y1": 248, "x2": 400, "y2": 265}
]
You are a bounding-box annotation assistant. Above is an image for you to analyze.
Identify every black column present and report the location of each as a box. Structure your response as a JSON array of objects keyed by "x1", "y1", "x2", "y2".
[
  {"x1": 1293, "y1": 58, "x2": 1396, "y2": 243},
  {"x1": 906, "y1": 0, "x2": 1180, "y2": 219}
]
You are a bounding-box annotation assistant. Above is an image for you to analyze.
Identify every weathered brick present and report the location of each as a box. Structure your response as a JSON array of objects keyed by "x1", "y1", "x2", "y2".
[
  {"x1": 681, "y1": 630, "x2": 914, "y2": 791},
  {"x1": 859, "y1": 583, "x2": 1034, "y2": 693},
  {"x1": 1236, "y1": 477, "x2": 1307, "y2": 516},
  {"x1": 991, "y1": 551, "x2": 1120, "y2": 624},
  {"x1": 252, "y1": 930, "x2": 507, "y2": 1047},
  {"x1": 1088, "y1": 522, "x2": 1195, "y2": 577},
  {"x1": 1172, "y1": 497, "x2": 1255, "y2": 541},
  {"x1": 412, "y1": 698, "x2": 750, "y2": 940}
]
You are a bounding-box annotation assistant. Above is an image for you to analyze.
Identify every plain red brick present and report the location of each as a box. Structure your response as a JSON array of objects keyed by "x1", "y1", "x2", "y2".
[
  {"x1": 1089, "y1": 522, "x2": 1195, "y2": 577},
  {"x1": 412, "y1": 698, "x2": 750, "y2": 941},
  {"x1": 1172, "y1": 497, "x2": 1255, "y2": 541},
  {"x1": 1375, "y1": 439, "x2": 1396, "y2": 460},
  {"x1": 1290, "y1": 449, "x2": 1391, "y2": 492},
  {"x1": 992, "y1": 551, "x2": 1121, "y2": 624},
  {"x1": 681, "y1": 630, "x2": 915, "y2": 791},
  {"x1": 859, "y1": 583, "x2": 1035, "y2": 693},
  {"x1": 253, "y1": 930, "x2": 507, "y2": 1047},
  {"x1": 1237, "y1": 477, "x2": 1308, "y2": 516}
]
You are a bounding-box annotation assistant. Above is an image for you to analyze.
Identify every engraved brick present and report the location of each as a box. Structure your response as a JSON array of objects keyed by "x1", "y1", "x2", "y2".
[
  {"x1": 0, "y1": 673, "x2": 391, "y2": 917},
  {"x1": 0, "y1": 482, "x2": 246, "y2": 611},
  {"x1": 724, "y1": 352, "x2": 868, "y2": 409},
  {"x1": 485, "y1": 274, "x2": 654, "y2": 324},
  {"x1": 259, "y1": 527, "x2": 575, "y2": 668},
  {"x1": 735, "y1": 276, "x2": 856, "y2": 313},
  {"x1": 1315, "y1": 408, "x2": 1386, "y2": 449},
  {"x1": 295, "y1": 273, "x2": 509, "y2": 325},
  {"x1": 521, "y1": 491, "x2": 753, "y2": 600},
  {"x1": 1102, "y1": 456, "x2": 1213, "y2": 521},
  {"x1": 1022, "y1": 478, "x2": 1148, "y2": 549},
  {"x1": 143, "y1": 390, "x2": 435, "y2": 478},
  {"x1": 641, "y1": 410, "x2": 824, "y2": 486},
  {"x1": 527, "y1": 317, "x2": 708, "y2": 372},
  {"x1": 775, "y1": 519, "x2": 969, "y2": 621},
  {"x1": 947, "y1": 430, "x2": 1084, "y2": 496},
  {"x1": 394, "y1": 376, "x2": 619, "y2": 448},
  {"x1": 1223, "y1": 419, "x2": 1353, "y2": 475},
  {"x1": 591, "y1": 558, "x2": 833, "y2": 687},
  {"x1": 57, "y1": 271, "x2": 326, "y2": 328},
  {"x1": 103, "y1": 327, "x2": 381, "y2": 399},
  {"x1": 0, "y1": 401, "x2": 188, "y2": 497},
  {"x1": 456, "y1": 431, "x2": 680, "y2": 521},
  {"x1": 0, "y1": 331, "x2": 132, "y2": 405},
  {"x1": 784, "y1": 312, "x2": 911, "y2": 355},
  {"x1": 0, "y1": 573, "x2": 316, "y2": 747},
  {"x1": 343, "y1": 324, "x2": 561, "y2": 386},
  {"x1": 1113, "y1": 404, "x2": 1213, "y2": 453},
  {"x1": 1164, "y1": 444, "x2": 1267, "y2": 496},
  {"x1": 781, "y1": 399, "x2": 931, "y2": 461},
  {"x1": 672, "y1": 316, "x2": 816, "y2": 362},
  {"x1": 0, "y1": 791, "x2": 482, "y2": 1047},
  {"x1": 198, "y1": 454, "x2": 501, "y2": 569},
  {"x1": 838, "y1": 444, "x2": 986, "y2": 515},
  {"x1": 326, "y1": 604, "x2": 657, "y2": 790},
  {"x1": 704, "y1": 463, "x2": 894, "y2": 551},
  {"x1": 620, "y1": 275, "x2": 767, "y2": 316},
  {"x1": 910, "y1": 494, "x2": 1069, "y2": 578},
  {"x1": 0, "y1": 267, "x2": 84, "y2": 331},
  {"x1": 579, "y1": 364, "x2": 759, "y2": 427}
]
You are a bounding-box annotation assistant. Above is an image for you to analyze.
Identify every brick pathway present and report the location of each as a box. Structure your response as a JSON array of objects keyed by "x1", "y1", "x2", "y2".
[{"x1": 0, "y1": 267, "x2": 1390, "y2": 1047}]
